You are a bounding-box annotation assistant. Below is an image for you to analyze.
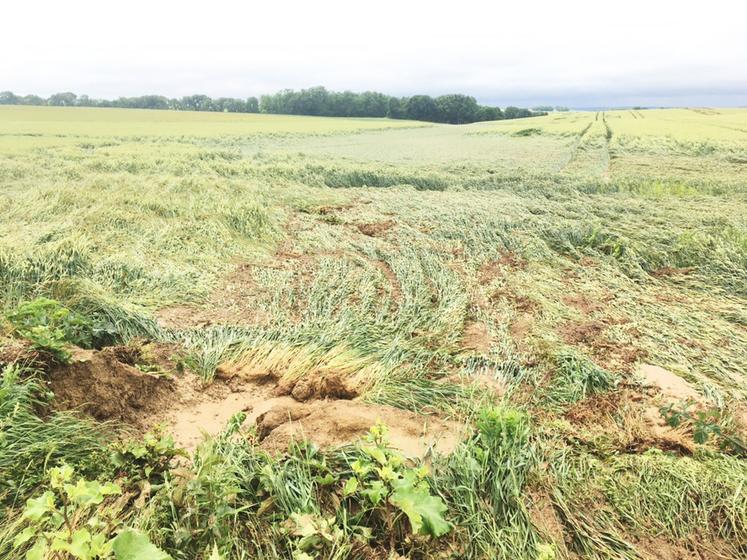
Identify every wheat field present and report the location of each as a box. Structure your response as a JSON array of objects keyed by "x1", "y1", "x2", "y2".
[{"x1": 0, "y1": 106, "x2": 745, "y2": 560}]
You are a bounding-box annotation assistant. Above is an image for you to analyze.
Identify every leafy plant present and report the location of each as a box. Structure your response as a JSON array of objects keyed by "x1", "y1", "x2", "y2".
[
  {"x1": 5, "y1": 298, "x2": 106, "y2": 362},
  {"x1": 660, "y1": 400, "x2": 746, "y2": 454},
  {"x1": 110, "y1": 428, "x2": 185, "y2": 485},
  {"x1": 341, "y1": 423, "x2": 451, "y2": 548},
  {"x1": 283, "y1": 513, "x2": 343, "y2": 560},
  {"x1": 13, "y1": 464, "x2": 170, "y2": 560}
]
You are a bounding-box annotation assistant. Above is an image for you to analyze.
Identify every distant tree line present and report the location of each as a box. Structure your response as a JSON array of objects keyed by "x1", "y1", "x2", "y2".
[
  {"x1": 0, "y1": 87, "x2": 544, "y2": 124},
  {"x1": 0, "y1": 91, "x2": 260, "y2": 113},
  {"x1": 259, "y1": 87, "x2": 544, "y2": 123}
]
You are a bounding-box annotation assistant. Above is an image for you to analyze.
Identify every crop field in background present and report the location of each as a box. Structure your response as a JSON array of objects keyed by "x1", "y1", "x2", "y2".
[{"x1": 0, "y1": 105, "x2": 746, "y2": 560}]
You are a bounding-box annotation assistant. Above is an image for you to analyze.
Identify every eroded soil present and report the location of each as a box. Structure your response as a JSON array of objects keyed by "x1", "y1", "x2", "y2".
[{"x1": 47, "y1": 345, "x2": 464, "y2": 457}]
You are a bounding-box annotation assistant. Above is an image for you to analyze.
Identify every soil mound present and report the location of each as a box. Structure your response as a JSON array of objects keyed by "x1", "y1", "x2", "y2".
[
  {"x1": 256, "y1": 399, "x2": 463, "y2": 458},
  {"x1": 49, "y1": 347, "x2": 175, "y2": 427},
  {"x1": 272, "y1": 371, "x2": 359, "y2": 401}
]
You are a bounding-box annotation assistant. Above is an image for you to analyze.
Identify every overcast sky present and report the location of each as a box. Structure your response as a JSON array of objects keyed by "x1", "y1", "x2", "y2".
[{"x1": 3, "y1": 0, "x2": 745, "y2": 108}]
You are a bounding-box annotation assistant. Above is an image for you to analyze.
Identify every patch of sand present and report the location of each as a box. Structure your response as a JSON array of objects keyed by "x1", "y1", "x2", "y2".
[
  {"x1": 460, "y1": 322, "x2": 492, "y2": 353},
  {"x1": 638, "y1": 363, "x2": 700, "y2": 401},
  {"x1": 256, "y1": 399, "x2": 463, "y2": 458}
]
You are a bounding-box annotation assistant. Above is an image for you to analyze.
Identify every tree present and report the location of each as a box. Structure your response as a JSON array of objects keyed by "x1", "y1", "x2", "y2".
[
  {"x1": 405, "y1": 95, "x2": 438, "y2": 122},
  {"x1": 386, "y1": 96, "x2": 405, "y2": 119},
  {"x1": 0, "y1": 91, "x2": 19, "y2": 105},
  {"x1": 504, "y1": 106, "x2": 532, "y2": 119},
  {"x1": 48, "y1": 92, "x2": 77, "y2": 106},
  {"x1": 434, "y1": 94, "x2": 479, "y2": 124},
  {"x1": 21, "y1": 94, "x2": 45, "y2": 106},
  {"x1": 476, "y1": 106, "x2": 503, "y2": 121}
]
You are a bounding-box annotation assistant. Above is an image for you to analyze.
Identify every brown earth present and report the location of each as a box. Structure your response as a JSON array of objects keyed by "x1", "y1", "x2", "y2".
[
  {"x1": 651, "y1": 266, "x2": 695, "y2": 278},
  {"x1": 559, "y1": 320, "x2": 607, "y2": 345},
  {"x1": 357, "y1": 220, "x2": 395, "y2": 237},
  {"x1": 638, "y1": 363, "x2": 700, "y2": 402},
  {"x1": 48, "y1": 347, "x2": 176, "y2": 427},
  {"x1": 371, "y1": 259, "x2": 402, "y2": 302},
  {"x1": 526, "y1": 491, "x2": 569, "y2": 557},
  {"x1": 48, "y1": 346, "x2": 463, "y2": 457},
  {"x1": 478, "y1": 251, "x2": 526, "y2": 285},
  {"x1": 509, "y1": 312, "x2": 534, "y2": 354},
  {"x1": 559, "y1": 319, "x2": 647, "y2": 374},
  {"x1": 561, "y1": 293, "x2": 604, "y2": 314},
  {"x1": 256, "y1": 399, "x2": 463, "y2": 457},
  {"x1": 460, "y1": 321, "x2": 492, "y2": 353},
  {"x1": 0, "y1": 336, "x2": 46, "y2": 369},
  {"x1": 157, "y1": 262, "x2": 271, "y2": 329}
]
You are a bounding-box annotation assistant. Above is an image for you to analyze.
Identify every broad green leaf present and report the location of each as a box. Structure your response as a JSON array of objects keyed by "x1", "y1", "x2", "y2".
[
  {"x1": 389, "y1": 485, "x2": 451, "y2": 537},
  {"x1": 66, "y1": 479, "x2": 120, "y2": 507},
  {"x1": 350, "y1": 460, "x2": 371, "y2": 476},
  {"x1": 52, "y1": 528, "x2": 92, "y2": 559},
  {"x1": 343, "y1": 477, "x2": 359, "y2": 495},
  {"x1": 100, "y1": 481, "x2": 121, "y2": 496},
  {"x1": 50, "y1": 464, "x2": 75, "y2": 489},
  {"x1": 361, "y1": 445, "x2": 387, "y2": 465},
  {"x1": 13, "y1": 526, "x2": 37, "y2": 548},
  {"x1": 23, "y1": 491, "x2": 56, "y2": 521},
  {"x1": 89, "y1": 532, "x2": 114, "y2": 557},
  {"x1": 377, "y1": 465, "x2": 396, "y2": 482},
  {"x1": 112, "y1": 529, "x2": 172, "y2": 560},
  {"x1": 26, "y1": 539, "x2": 47, "y2": 560},
  {"x1": 361, "y1": 480, "x2": 387, "y2": 505}
]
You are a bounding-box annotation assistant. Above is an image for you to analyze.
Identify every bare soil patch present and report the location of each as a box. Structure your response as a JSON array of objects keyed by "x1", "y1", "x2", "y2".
[
  {"x1": 357, "y1": 220, "x2": 396, "y2": 237},
  {"x1": 638, "y1": 363, "x2": 700, "y2": 402},
  {"x1": 651, "y1": 266, "x2": 695, "y2": 278},
  {"x1": 157, "y1": 262, "x2": 270, "y2": 328},
  {"x1": 509, "y1": 312, "x2": 534, "y2": 354},
  {"x1": 559, "y1": 319, "x2": 647, "y2": 373},
  {"x1": 48, "y1": 346, "x2": 461, "y2": 456},
  {"x1": 0, "y1": 336, "x2": 45, "y2": 369},
  {"x1": 527, "y1": 491, "x2": 568, "y2": 557},
  {"x1": 460, "y1": 321, "x2": 492, "y2": 353},
  {"x1": 48, "y1": 347, "x2": 175, "y2": 427},
  {"x1": 371, "y1": 259, "x2": 402, "y2": 302},
  {"x1": 560, "y1": 320, "x2": 607, "y2": 345},
  {"x1": 478, "y1": 251, "x2": 526, "y2": 285},
  {"x1": 257, "y1": 399, "x2": 463, "y2": 457},
  {"x1": 490, "y1": 289, "x2": 538, "y2": 313},
  {"x1": 561, "y1": 294, "x2": 603, "y2": 314}
]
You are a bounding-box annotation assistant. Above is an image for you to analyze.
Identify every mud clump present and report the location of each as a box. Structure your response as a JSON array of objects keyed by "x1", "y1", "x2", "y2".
[
  {"x1": 256, "y1": 403, "x2": 313, "y2": 438},
  {"x1": 0, "y1": 337, "x2": 43, "y2": 369},
  {"x1": 273, "y1": 371, "x2": 359, "y2": 401},
  {"x1": 48, "y1": 347, "x2": 174, "y2": 427},
  {"x1": 560, "y1": 320, "x2": 607, "y2": 345},
  {"x1": 478, "y1": 252, "x2": 526, "y2": 285},
  {"x1": 256, "y1": 400, "x2": 463, "y2": 458},
  {"x1": 357, "y1": 220, "x2": 395, "y2": 237}
]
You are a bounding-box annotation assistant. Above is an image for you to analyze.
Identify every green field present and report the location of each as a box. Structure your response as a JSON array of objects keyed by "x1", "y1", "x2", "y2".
[{"x1": 1, "y1": 105, "x2": 746, "y2": 560}]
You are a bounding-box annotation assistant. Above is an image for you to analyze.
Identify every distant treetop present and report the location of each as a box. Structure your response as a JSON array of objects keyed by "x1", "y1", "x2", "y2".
[{"x1": 0, "y1": 87, "x2": 545, "y2": 124}]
